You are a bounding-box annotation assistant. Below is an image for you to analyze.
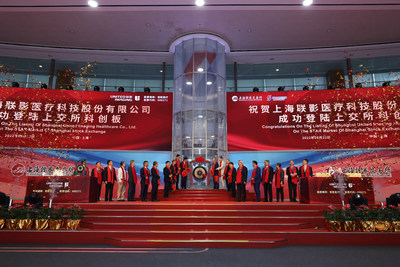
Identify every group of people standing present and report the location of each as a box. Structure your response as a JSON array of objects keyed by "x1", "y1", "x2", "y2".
[
  {"x1": 90, "y1": 155, "x2": 313, "y2": 203},
  {"x1": 90, "y1": 154, "x2": 190, "y2": 202},
  {"x1": 211, "y1": 157, "x2": 313, "y2": 202}
]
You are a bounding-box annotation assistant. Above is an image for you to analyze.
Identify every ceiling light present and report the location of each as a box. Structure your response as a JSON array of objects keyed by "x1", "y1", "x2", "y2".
[
  {"x1": 195, "y1": 0, "x2": 205, "y2": 7},
  {"x1": 303, "y1": 0, "x2": 313, "y2": 6},
  {"x1": 146, "y1": 23, "x2": 151, "y2": 27},
  {"x1": 160, "y1": 70, "x2": 163, "y2": 73},
  {"x1": 206, "y1": 81, "x2": 212, "y2": 85},
  {"x1": 186, "y1": 81, "x2": 193, "y2": 85},
  {"x1": 88, "y1": 0, "x2": 98, "y2": 8},
  {"x1": 359, "y1": 64, "x2": 363, "y2": 67},
  {"x1": 276, "y1": 68, "x2": 280, "y2": 72},
  {"x1": 198, "y1": 115, "x2": 204, "y2": 118},
  {"x1": 38, "y1": 65, "x2": 43, "y2": 68},
  {"x1": 197, "y1": 67, "x2": 204, "y2": 72}
]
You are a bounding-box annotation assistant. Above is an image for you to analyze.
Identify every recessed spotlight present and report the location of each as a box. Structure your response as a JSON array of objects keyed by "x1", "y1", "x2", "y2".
[
  {"x1": 206, "y1": 81, "x2": 212, "y2": 85},
  {"x1": 160, "y1": 70, "x2": 163, "y2": 73},
  {"x1": 198, "y1": 115, "x2": 204, "y2": 118},
  {"x1": 303, "y1": 0, "x2": 313, "y2": 6},
  {"x1": 275, "y1": 68, "x2": 280, "y2": 72},
  {"x1": 88, "y1": 0, "x2": 98, "y2": 8},
  {"x1": 197, "y1": 67, "x2": 204, "y2": 72},
  {"x1": 186, "y1": 81, "x2": 193, "y2": 85},
  {"x1": 195, "y1": 0, "x2": 205, "y2": 7},
  {"x1": 38, "y1": 65, "x2": 43, "y2": 68},
  {"x1": 359, "y1": 64, "x2": 363, "y2": 67}
]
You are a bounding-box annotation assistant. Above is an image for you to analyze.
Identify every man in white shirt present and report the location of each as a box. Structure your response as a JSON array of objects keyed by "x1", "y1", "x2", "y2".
[
  {"x1": 117, "y1": 161, "x2": 128, "y2": 201},
  {"x1": 216, "y1": 156, "x2": 226, "y2": 189}
]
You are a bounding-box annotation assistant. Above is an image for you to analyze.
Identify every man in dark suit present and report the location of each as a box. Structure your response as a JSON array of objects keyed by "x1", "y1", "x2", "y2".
[
  {"x1": 127, "y1": 160, "x2": 138, "y2": 201},
  {"x1": 226, "y1": 162, "x2": 236, "y2": 198},
  {"x1": 299, "y1": 159, "x2": 313, "y2": 178},
  {"x1": 286, "y1": 160, "x2": 299, "y2": 202},
  {"x1": 103, "y1": 160, "x2": 116, "y2": 201},
  {"x1": 163, "y1": 161, "x2": 172, "y2": 198},
  {"x1": 151, "y1": 161, "x2": 161, "y2": 202},
  {"x1": 262, "y1": 160, "x2": 274, "y2": 202},
  {"x1": 275, "y1": 163, "x2": 285, "y2": 202},
  {"x1": 140, "y1": 161, "x2": 150, "y2": 201},
  {"x1": 211, "y1": 157, "x2": 219, "y2": 189},
  {"x1": 171, "y1": 160, "x2": 178, "y2": 191},
  {"x1": 91, "y1": 161, "x2": 103, "y2": 201},
  {"x1": 236, "y1": 160, "x2": 248, "y2": 202},
  {"x1": 180, "y1": 157, "x2": 189, "y2": 189},
  {"x1": 250, "y1": 161, "x2": 262, "y2": 202},
  {"x1": 224, "y1": 159, "x2": 231, "y2": 192}
]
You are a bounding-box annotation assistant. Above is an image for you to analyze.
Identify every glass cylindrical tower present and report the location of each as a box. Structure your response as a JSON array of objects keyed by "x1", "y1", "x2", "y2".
[{"x1": 170, "y1": 34, "x2": 229, "y2": 188}]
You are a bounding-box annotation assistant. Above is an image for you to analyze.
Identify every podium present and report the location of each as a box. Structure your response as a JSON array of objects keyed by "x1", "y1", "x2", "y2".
[
  {"x1": 26, "y1": 175, "x2": 98, "y2": 203},
  {"x1": 299, "y1": 173, "x2": 375, "y2": 204}
]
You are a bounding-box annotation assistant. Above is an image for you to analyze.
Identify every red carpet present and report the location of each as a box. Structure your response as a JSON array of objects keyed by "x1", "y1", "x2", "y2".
[{"x1": 1, "y1": 189, "x2": 399, "y2": 248}]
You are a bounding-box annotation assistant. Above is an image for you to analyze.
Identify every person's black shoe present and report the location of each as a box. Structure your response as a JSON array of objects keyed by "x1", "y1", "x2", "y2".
[
  {"x1": 264, "y1": 200, "x2": 268, "y2": 202},
  {"x1": 236, "y1": 200, "x2": 241, "y2": 202}
]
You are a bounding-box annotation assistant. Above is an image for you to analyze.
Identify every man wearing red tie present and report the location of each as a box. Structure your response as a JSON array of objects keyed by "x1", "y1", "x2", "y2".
[
  {"x1": 117, "y1": 161, "x2": 127, "y2": 201},
  {"x1": 227, "y1": 162, "x2": 236, "y2": 198},
  {"x1": 171, "y1": 160, "x2": 178, "y2": 191},
  {"x1": 274, "y1": 163, "x2": 285, "y2": 202},
  {"x1": 91, "y1": 161, "x2": 103, "y2": 201},
  {"x1": 286, "y1": 160, "x2": 299, "y2": 202},
  {"x1": 180, "y1": 157, "x2": 190, "y2": 189},
  {"x1": 140, "y1": 161, "x2": 151, "y2": 202},
  {"x1": 300, "y1": 159, "x2": 313, "y2": 179},
  {"x1": 236, "y1": 160, "x2": 247, "y2": 202},
  {"x1": 163, "y1": 161, "x2": 173, "y2": 198},
  {"x1": 175, "y1": 154, "x2": 181, "y2": 189},
  {"x1": 211, "y1": 157, "x2": 219, "y2": 189},
  {"x1": 127, "y1": 160, "x2": 137, "y2": 201},
  {"x1": 151, "y1": 161, "x2": 161, "y2": 202},
  {"x1": 103, "y1": 160, "x2": 116, "y2": 201},
  {"x1": 262, "y1": 160, "x2": 274, "y2": 202}
]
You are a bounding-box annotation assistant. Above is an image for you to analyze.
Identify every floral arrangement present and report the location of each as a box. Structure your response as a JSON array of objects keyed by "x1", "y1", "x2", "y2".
[
  {"x1": 323, "y1": 205, "x2": 400, "y2": 232},
  {"x1": 0, "y1": 204, "x2": 84, "y2": 230}
]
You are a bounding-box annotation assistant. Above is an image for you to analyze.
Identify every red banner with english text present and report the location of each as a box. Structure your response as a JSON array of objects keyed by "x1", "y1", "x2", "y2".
[
  {"x1": 0, "y1": 87, "x2": 172, "y2": 151},
  {"x1": 227, "y1": 87, "x2": 400, "y2": 151}
]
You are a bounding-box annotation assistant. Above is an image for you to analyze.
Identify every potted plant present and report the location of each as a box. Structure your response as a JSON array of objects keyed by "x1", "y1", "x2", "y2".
[
  {"x1": 341, "y1": 208, "x2": 358, "y2": 232},
  {"x1": 18, "y1": 206, "x2": 35, "y2": 230},
  {"x1": 0, "y1": 206, "x2": 7, "y2": 229},
  {"x1": 65, "y1": 205, "x2": 84, "y2": 230},
  {"x1": 358, "y1": 206, "x2": 376, "y2": 232},
  {"x1": 389, "y1": 206, "x2": 400, "y2": 232},
  {"x1": 323, "y1": 206, "x2": 344, "y2": 232},
  {"x1": 374, "y1": 207, "x2": 393, "y2": 232},
  {"x1": 34, "y1": 208, "x2": 50, "y2": 230},
  {"x1": 49, "y1": 208, "x2": 66, "y2": 230},
  {"x1": 5, "y1": 205, "x2": 22, "y2": 230}
]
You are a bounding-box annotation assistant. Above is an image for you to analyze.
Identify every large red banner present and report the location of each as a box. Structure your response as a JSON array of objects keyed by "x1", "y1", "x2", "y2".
[
  {"x1": 227, "y1": 87, "x2": 400, "y2": 151},
  {"x1": 0, "y1": 87, "x2": 172, "y2": 151}
]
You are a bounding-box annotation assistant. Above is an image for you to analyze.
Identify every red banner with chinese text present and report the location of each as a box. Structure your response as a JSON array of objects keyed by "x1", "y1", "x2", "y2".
[
  {"x1": 0, "y1": 87, "x2": 172, "y2": 151},
  {"x1": 227, "y1": 87, "x2": 400, "y2": 151}
]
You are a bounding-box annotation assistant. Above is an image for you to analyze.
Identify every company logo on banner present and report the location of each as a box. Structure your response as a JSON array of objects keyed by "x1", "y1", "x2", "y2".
[
  {"x1": 11, "y1": 163, "x2": 25, "y2": 177},
  {"x1": 266, "y1": 95, "x2": 288, "y2": 101}
]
